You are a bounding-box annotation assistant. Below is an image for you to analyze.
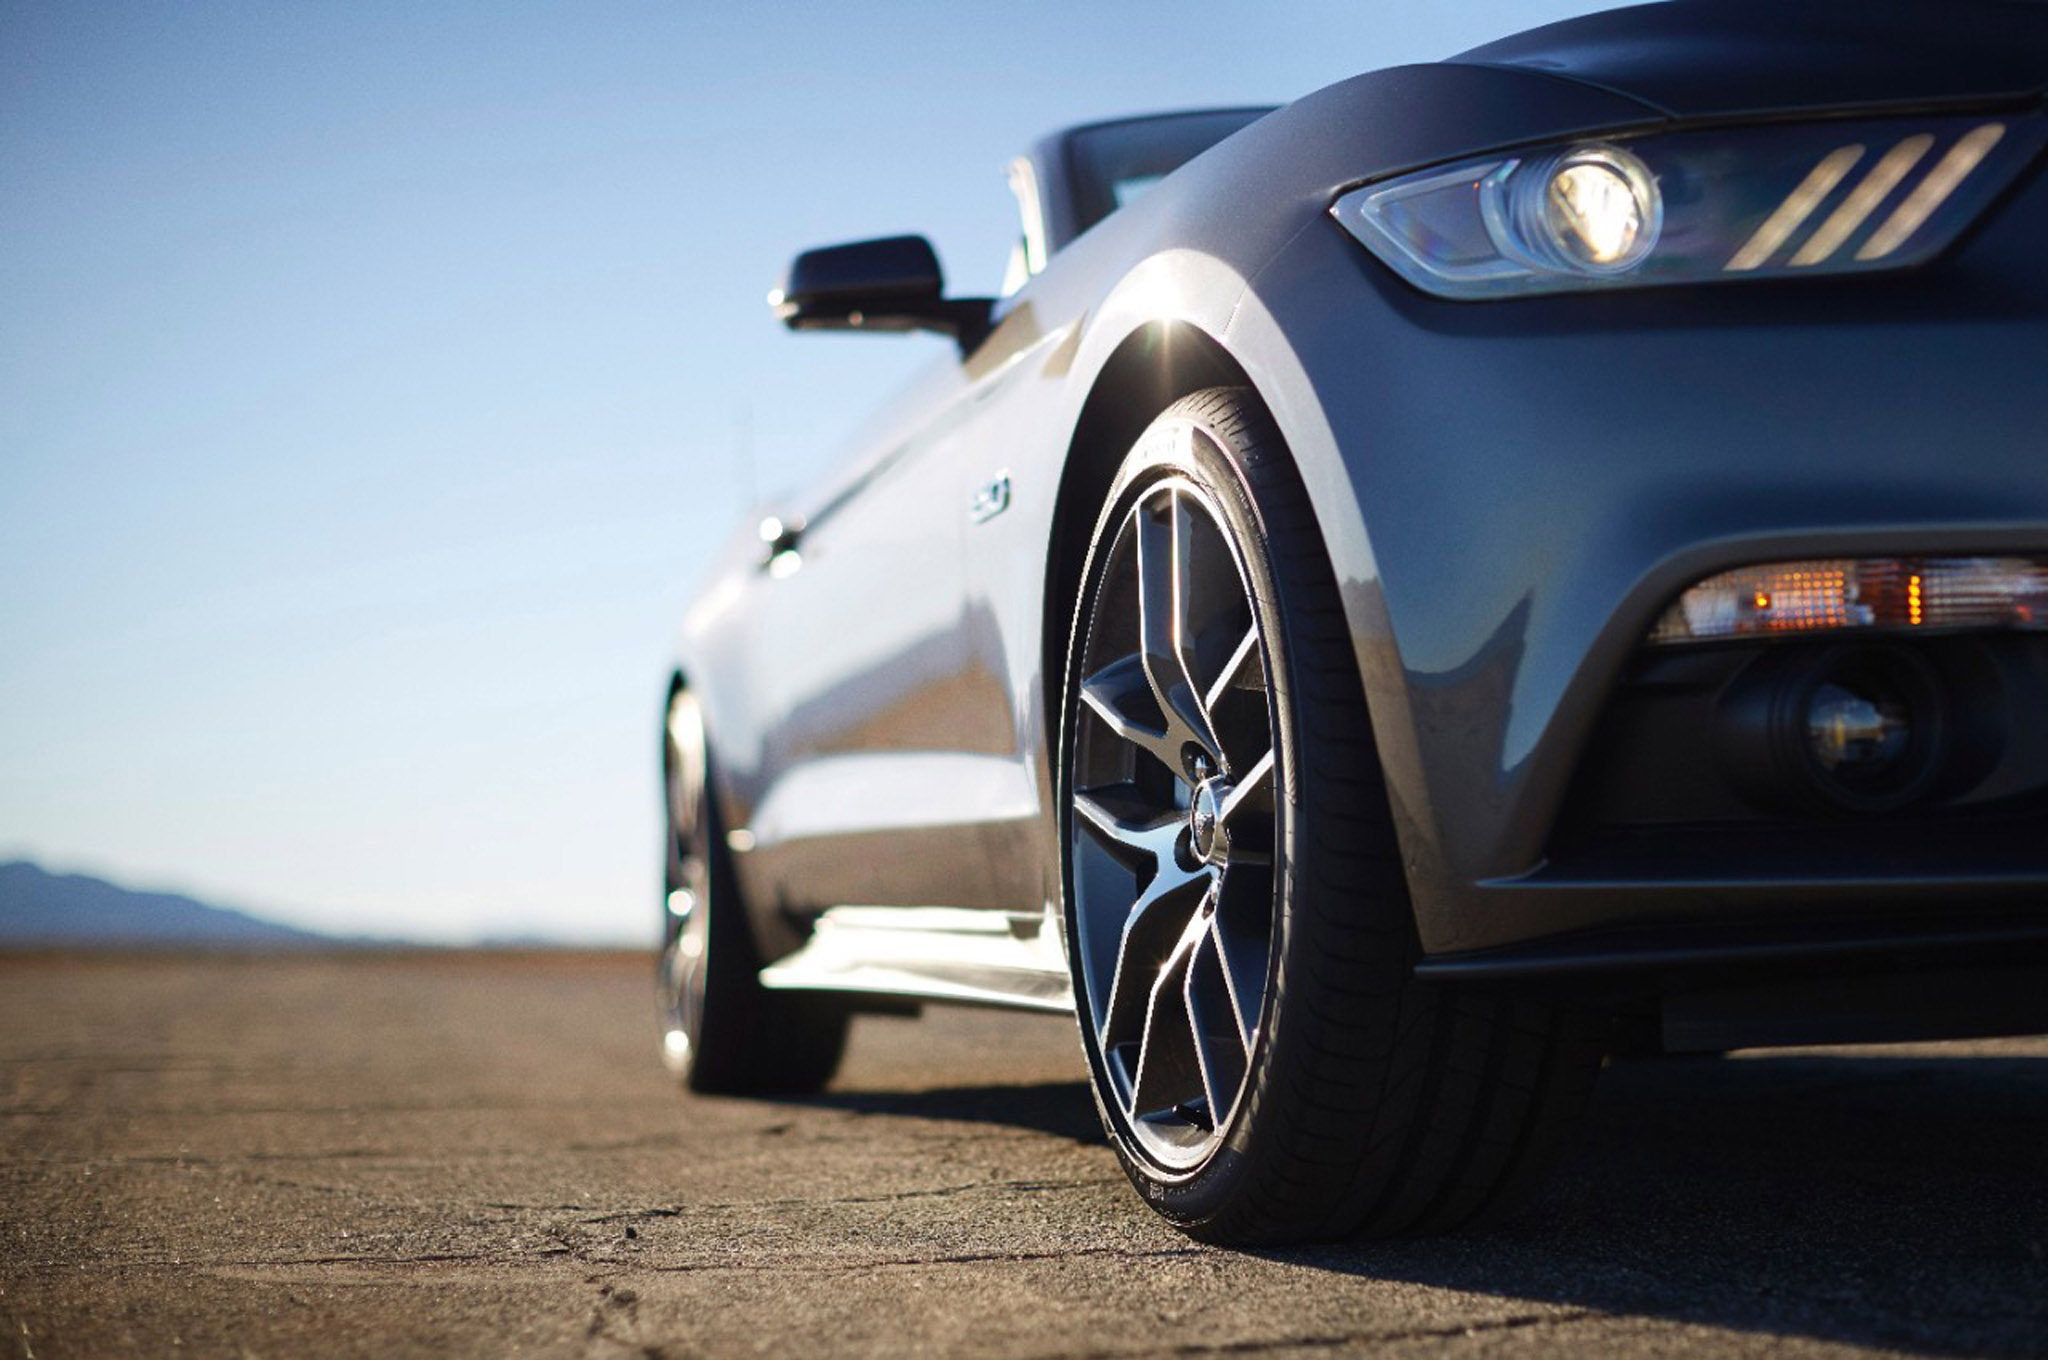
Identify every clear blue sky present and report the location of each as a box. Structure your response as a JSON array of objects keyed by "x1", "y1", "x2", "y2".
[{"x1": 1, "y1": 0, "x2": 1601, "y2": 943}]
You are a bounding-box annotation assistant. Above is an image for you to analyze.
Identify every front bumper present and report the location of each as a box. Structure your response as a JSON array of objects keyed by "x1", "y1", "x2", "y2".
[{"x1": 1235, "y1": 136, "x2": 2048, "y2": 960}]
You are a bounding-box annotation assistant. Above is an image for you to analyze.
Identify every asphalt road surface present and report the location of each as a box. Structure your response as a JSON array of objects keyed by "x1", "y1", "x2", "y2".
[{"x1": 2, "y1": 951, "x2": 2045, "y2": 1360}]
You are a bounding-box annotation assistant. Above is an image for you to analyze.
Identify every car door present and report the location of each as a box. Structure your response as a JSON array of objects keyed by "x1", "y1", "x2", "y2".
[{"x1": 737, "y1": 360, "x2": 1028, "y2": 918}]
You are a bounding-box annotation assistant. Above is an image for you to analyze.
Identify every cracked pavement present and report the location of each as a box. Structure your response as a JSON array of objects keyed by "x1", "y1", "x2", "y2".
[{"x1": 1, "y1": 951, "x2": 2044, "y2": 1359}]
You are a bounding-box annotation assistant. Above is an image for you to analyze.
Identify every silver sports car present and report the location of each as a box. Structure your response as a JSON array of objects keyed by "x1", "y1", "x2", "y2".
[{"x1": 660, "y1": 0, "x2": 2048, "y2": 1243}]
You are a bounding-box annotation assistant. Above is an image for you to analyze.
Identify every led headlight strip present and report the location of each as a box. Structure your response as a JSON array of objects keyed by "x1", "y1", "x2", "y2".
[{"x1": 1333, "y1": 112, "x2": 2046, "y2": 300}]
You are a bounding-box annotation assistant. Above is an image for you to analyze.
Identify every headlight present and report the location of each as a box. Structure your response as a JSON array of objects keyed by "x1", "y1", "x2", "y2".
[
  {"x1": 1332, "y1": 113, "x2": 2045, "y2": 300},
  {"x1": 1522, "y1": 145, "x2": 1661, "y2": 273}
]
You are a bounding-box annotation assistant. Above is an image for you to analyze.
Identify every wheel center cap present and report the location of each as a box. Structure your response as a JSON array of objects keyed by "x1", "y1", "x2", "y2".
[{"x1": 1190, "y1": 777, "x2": 1230, "y2": 865}]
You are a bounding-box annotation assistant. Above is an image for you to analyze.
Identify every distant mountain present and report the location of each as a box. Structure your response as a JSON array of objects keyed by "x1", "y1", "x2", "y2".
[{"x1": 0, "y1": 860, "x2": 331, "y2": 948}]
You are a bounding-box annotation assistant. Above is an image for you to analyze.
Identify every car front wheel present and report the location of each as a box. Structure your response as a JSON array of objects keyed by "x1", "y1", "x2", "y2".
[{"x1": 1060, "y1": 388, "x2": 1602, "y2": 1243}]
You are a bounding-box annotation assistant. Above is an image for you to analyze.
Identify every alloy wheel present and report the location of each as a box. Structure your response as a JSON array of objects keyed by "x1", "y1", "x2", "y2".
[{"x1": 1068, "y1": 476, "x2": 1279, "y2": 1170}]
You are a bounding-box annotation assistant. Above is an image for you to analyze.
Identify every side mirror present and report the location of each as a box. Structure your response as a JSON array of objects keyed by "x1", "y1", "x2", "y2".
[{"x1": 770, "y1": 235, "x2": 992, "y2": 356}]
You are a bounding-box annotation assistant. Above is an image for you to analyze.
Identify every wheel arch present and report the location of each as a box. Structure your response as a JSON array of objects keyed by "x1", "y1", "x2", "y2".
[
  {"x1": 1040, "y1": 321, "x2": 1263, "y2": 759},
  {"x1": 660, "y1": 668, "x2": 687, "y2": 782},
  {"x1": 659, "y1": 663, "x2": 731, "y2": 885},
  {"x1": 659, "y1": 667, "x2": 699, "y2": 847},
  {"x1": 659, "y1": 648, "x2": 746, "y2": 833},
  {"x1": 1035, "y1": 315, "x2": 1423, "y2": 955}
]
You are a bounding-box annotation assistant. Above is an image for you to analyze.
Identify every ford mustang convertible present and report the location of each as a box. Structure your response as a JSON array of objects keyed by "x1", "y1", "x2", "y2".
[{"x1": 659, "y1": 0, "x2": 2048, "y2": 1243}]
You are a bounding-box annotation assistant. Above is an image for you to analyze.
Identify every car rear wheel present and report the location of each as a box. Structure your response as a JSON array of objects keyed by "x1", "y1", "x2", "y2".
[
  {"x1": 1060, "y1": 388, "x2": 1603, "y2": 1242},
  {"x1": 660, "y1": 689, "x2": 848, "y2": 1093}
]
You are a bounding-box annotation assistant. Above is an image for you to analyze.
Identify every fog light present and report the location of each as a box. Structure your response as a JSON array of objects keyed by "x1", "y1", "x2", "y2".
[
  {"x1": 1717, "y1": 644, "x2": 1946, "y2": 814},
  {"x1": 1794, "y1": 647, "x2": 1949, "y2": 806},
  {"x1": 1804, "y1": 681, "x2": 1911, "y2": 777},
  {"x1": 1790, "y1": 648, "x2": 1943, "y2": 812}
]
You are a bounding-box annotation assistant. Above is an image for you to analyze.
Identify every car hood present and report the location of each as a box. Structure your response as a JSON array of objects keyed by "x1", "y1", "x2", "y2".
[{"x1": 1453, "y1": 0, "x2": 2048, "y2": 120}]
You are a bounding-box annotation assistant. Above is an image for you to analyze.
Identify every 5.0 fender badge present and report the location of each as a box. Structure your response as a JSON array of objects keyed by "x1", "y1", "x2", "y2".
[{"x1": 970, "y1": 472, "x2": 1012, "y2": 524}]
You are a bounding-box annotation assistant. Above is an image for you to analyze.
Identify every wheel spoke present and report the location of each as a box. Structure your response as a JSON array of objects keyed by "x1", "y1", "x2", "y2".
[
  {"x1": 1100, "y1": 866, "x2": 1209, "y2": 1054},
  {"x1": 1128, "y1": 900, "x2": 1214, "y2": 1118},
  {"x1": 1206, "y1": 906, "x2": 1263, "y2": 1058},
  {"x1": 1184, "y1": 926, "x2": 1248, "y2": 1121},
  {"x1": 1079, "y1": 655, "x2": 1187, "y2": 773},
  {"x1": 1203, "y1": 625, "x2": 1262, "y2": 719},
  {"x1": 1135, "y1": 492, "x2": 1222, "y2": 763},
  {"x1": 1220, "y1": 748, "x2": 1274, "y2": 827},
  {"x1": 1072, "y1": 784, "x2": 1181, "y2": 874}
]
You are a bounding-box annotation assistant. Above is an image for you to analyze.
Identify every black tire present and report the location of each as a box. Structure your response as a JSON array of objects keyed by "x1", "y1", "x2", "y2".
[
  {"x1": 1059, "y1": 388, "x2": 1602, "y2": 1243},
  {"x1": 660, "y1": 689, "x2": 848, "y2": 1094}
]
